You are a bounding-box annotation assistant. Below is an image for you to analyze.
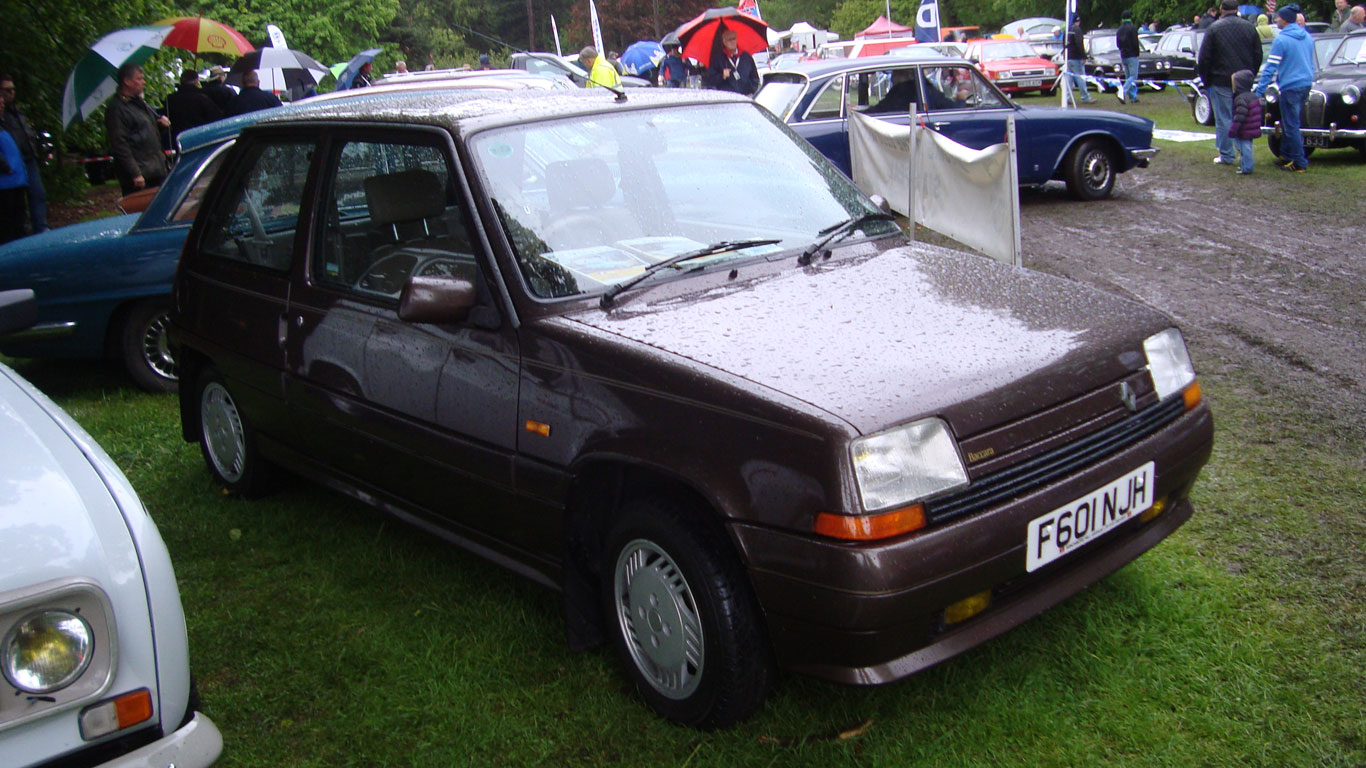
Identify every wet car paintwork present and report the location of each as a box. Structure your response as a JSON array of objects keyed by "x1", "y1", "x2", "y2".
[{"x1": 168, "y1": 89, "x2": 1212, "y2": 721}]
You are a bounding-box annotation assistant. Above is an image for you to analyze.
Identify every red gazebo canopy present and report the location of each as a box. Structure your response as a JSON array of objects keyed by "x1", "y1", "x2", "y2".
[{"x1": 856, "y1": 15, "x2": 914, "y2": 38}]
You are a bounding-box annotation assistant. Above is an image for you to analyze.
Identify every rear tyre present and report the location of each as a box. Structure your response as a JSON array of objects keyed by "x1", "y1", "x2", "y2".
[
  {"x1": 1064, "y1": 138, "x2": 1116, "y2": 201},
  {"x1": 120, "y1": 299, "x2": 178, "y2": 393},
  {"x1": 602, "y1": 496, "x2": 772, "y2": 728},
  {"x1": 196, "y1": 367, "x2": 271, "y2": 496},
  {"x1": 1192, "y1": 92, "x2": 1214, "y2": 126}
]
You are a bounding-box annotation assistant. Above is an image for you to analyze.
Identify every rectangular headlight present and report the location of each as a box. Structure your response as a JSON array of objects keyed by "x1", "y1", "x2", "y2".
[
  {"x1": 851, "y1": 417, "x2": 968, "y2": 512},
  {"x1": 1144, "y1": 327, "x2": 1197, "y2": 401}
]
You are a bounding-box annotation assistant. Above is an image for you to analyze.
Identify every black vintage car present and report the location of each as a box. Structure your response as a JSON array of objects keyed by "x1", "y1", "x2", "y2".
[
  {"x1": 1263, "y1": 31, "x2": 1366, "y2": 160},
  {"x1": 1083, "y1": 29, "x2": 1175, "y2": 83}
]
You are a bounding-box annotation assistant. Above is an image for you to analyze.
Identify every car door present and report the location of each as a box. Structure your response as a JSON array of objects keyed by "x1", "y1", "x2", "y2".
[
  {"x1": 283, "y1": 128, "x2": 524, "y2": 545},
  {"x1": 179, "y1": 133, "x2": 318, "y2": 438}
]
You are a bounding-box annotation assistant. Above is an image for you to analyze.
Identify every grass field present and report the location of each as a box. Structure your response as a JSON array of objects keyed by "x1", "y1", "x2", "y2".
[{"x1": 7, "y1": 87, "x2": 1365, "y2": 766}]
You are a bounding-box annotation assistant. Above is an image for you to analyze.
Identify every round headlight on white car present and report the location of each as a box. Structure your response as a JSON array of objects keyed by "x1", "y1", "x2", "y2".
[
  {"x1": 2, "y1": 610, "x2": 95, "y2": 694},
  {"x1": 1343, "y1": 85, "x2": 1360, "y2": 106},
  {"x1": 1144, "y1": 328, "x2": 1197, "y2": 401},
  {"x1": 851, "y1": 417, "x2": 968, "y2": 512}
]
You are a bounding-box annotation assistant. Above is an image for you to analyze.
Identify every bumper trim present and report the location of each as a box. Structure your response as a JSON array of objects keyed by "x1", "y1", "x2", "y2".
[
  {"x1": 95, "y1": 712, "x2": 222, "y2": 768},
  {"x1": 1, "y1": 321, "x2": 78, "y2": 343},
  {"x1": 1259, "y1": 124, "x2": 1366, "y2": 141},
  {"x1": 788, "y1": 498, "x2": 1193, "y2": 684}
]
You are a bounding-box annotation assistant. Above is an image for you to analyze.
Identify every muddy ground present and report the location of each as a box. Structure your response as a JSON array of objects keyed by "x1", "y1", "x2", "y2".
[{"x1": 1011, "y1": 164, "x2": 1364, "y2": 441}]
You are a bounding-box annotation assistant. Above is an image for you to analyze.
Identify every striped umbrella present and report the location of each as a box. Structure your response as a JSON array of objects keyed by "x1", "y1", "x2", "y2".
[
  {"x1": 61, "y1": 25, "x2": 172, "y2": 129},
  {"x1": 226, "y1": 47, "x2": 330, "y2": 93},
  {"x1": 155, "y1": 16, "x2": 255, "y2": 57}
]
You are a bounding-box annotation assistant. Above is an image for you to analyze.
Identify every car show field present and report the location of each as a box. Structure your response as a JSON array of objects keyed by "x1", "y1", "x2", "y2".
[{"x1": 3, "y1": 85, "x2": 1363, "y2": 766}]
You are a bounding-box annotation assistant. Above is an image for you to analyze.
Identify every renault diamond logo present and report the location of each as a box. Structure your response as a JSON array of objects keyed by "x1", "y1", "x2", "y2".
[{"x1": 1119, "y1": 381, "x2": 1138, "y2": 412}]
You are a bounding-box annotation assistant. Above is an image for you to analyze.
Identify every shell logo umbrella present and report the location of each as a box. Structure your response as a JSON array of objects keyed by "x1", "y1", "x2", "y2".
[
  {"x1": 674, "y1": 7, "x2": 770, "y2": 68},
  {"x1": 61, "y1": 25, "x2": 172, "y2": 129},
  {"x1": 155, "y1": 16, "x2": 255, "y2": 57}
]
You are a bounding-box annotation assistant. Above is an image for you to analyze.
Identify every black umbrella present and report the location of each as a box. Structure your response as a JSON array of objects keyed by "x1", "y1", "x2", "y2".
[{"x1": 227, "y1": 48, "x2": 329, "y2": 92}]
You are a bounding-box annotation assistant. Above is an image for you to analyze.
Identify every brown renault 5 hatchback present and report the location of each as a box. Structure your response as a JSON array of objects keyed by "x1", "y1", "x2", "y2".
[{"x1": 169, "y1": 88, "x2": 1212, "y2": 728}]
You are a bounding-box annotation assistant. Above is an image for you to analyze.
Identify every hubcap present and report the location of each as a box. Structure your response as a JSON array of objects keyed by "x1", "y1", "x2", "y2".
[
  {"x1": 200, "y1": 382, "x2": 246, "y2": 483},
  {"x1": 141, "y1": 311, "x2": 178, "y2": 381},
  {"x1": 614, "y1": 539, "x2": 703, "y2": 700},
  {"x1": 1084, "y1": 151, "x2": 1111, "y2": 189}
]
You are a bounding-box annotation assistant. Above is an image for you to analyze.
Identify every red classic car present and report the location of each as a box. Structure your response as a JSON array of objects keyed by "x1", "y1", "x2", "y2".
[{"x1": 964, "y1": 39, "x2": 1059, "y2": 94}]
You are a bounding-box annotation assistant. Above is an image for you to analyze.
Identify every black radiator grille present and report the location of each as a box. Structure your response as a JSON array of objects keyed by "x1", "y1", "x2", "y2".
[
  {"x1": 925, "y1": 396, "x2": 1185, "y2": 525},
  {"x1": 1305, "y1": 90, "x2": 1327, "y2": 127}
]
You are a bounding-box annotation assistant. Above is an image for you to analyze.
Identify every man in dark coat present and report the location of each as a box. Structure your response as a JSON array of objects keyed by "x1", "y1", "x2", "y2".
[
  {"x1": 201, "y1": 66, "x2": 235, "y2": 111},
  {"x1": 105, "y1": 64, "x2": 170, "y2": 195},
  {"x1": 0, "y1": 73, "x2": 47, "y2": 232},
  {"x1": 1064, "y1": 17, "x2": 1095, "y2": 103},
  {"x1": 225, "y1": 70, "x2": 283, "y2": 117},
  {"x1": 703, "y1": 26, "x2": 759, "y2": 96},
  {"x1": 1198, "y1": 0, "x2": 1262, "y2": 166},
  {"x1": 165, "y1": 70, "x2": 222, "y2": 143},
  {"x1": 1116, "y1": 11, "x2": 1142, "y2": 103}
]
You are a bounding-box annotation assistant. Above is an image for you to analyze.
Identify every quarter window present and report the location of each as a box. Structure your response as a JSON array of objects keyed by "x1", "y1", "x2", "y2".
[
  {"x1": 200, "y1": 141, "x2": 312, "y2": 270},
  {"x1": 804, "y1": 75, "x2": 846, "y2": 120}
]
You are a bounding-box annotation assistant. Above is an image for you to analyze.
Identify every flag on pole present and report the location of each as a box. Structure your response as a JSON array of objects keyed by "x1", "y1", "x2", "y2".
[
  {"x1": 267, "y1": 24, "x2": 288, "y2": 48},
  {"x1": 551, "y1": 14, "x2": 563, "y2": 57},
  {"x1": 914, "y1": 0, "x2": 941, "y2": 43},
  {"x1": 737, "y1": 0, "x2": 762, "y2": 20},
  {"x1": 589, "y1": 0, "x2": 604, "y2": 56}
]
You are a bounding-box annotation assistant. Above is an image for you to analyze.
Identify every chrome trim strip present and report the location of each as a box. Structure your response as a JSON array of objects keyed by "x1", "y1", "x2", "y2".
[{"x1": 1, "y1": 321, "x2": 78, "y2": 342}]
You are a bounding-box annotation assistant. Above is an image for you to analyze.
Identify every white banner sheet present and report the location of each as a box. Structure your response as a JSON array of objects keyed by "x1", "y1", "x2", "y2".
[{"x1": 849, "y1": 110, "x2": 1020, "y2": 266}]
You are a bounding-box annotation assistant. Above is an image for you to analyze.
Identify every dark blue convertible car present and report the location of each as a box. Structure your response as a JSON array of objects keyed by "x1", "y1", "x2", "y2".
[{"x1": 756, "y1": 55, "x2": 1159, "y2": 200}]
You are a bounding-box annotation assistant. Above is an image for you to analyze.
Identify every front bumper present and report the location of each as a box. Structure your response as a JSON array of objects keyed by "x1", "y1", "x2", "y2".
[
  {"x1": 1259, "y1": 123, "x2": 1366, "y2": 142},
  {"x1": 732, "y1": 402, "x2": 1213, "y2": 684},
  {"x1": 97, "y1": 712, "x2": 221, "y2": 768},
  {"x1": 1130, "y1": 147, "x2": 1160, "y2": 167}
]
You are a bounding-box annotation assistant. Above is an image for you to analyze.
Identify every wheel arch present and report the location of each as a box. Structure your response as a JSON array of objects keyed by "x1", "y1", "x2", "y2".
[
  {"x1": 558, "y1": 454, "x2": 754, "y2": 653},
  {"x1": 1051, "y1": 130, "x2": 1126, "y2": 180}
]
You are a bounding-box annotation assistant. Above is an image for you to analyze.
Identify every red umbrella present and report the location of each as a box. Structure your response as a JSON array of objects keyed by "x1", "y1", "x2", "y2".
[
  {"x1": 155, "y1": 16, "x2": 255, "y2": 57},
  {"x1": 675, "y1": 7, "x2": 770, "y2": 68}
]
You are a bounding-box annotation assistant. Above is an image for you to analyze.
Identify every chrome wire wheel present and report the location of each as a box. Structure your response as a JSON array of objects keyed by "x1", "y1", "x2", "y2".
[
  {"x1": 613, "y1": 538, "x2": 704, "y2": 700},
  {"x1": 141, "y1": 310, "x2": 178, "y2": 382},
  {"x1": 200, "y1": 382, "x2": 246, "y2": 484}
]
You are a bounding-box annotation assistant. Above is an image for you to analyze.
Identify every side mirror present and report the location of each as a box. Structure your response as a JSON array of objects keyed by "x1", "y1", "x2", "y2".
[
  {"x1": 0, "y1": 289, "x2": 37, "y2": 336},
  {"x1": 397, "y1": 275, "x2": 478, "y2": 324}
]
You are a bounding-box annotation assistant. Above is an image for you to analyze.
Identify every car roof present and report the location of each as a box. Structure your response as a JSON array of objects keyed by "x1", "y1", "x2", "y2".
[
  {"x1": 776, "y1": 53, "x2": 970, "y2": 78},
  {"x1": 248, "y1": 88, "x2": 751, "y2": 138}
]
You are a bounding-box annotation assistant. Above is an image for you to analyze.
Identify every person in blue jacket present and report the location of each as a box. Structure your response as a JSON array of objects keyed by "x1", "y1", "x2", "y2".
[
  {"x1": 1254, "y1": 4, "x2": 1317, "y2": 172},
  {"x1": 0, "y1": 127, "x2": 28, "y2": 243}
]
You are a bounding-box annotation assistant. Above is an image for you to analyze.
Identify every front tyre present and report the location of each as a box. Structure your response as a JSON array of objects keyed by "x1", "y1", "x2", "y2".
[
  {"x1": 197, "y1": 367, "x2": 271, "y2": 496},
  {"x1": 120, "y1": 299, "x2": 178, "y2": 393},
  {"x1": 1064, "y1": 138, "x2": 1117, "y2": 201},
  {"x1": 603, "y1": 497, "x2": 772, "y2": 728}
]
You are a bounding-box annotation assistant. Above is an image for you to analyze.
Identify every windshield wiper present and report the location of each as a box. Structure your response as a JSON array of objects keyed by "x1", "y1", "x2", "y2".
[
  {"x1": 797, "y1": 211, "x2": 900, "y2": 266},
  {"x1": 599, "y1": 238, "x2": 781, "y2": 310}
]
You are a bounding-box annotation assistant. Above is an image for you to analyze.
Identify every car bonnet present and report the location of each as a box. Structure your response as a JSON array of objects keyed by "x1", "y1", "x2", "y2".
[{"x1": 565, "y1": 243, "x2": 1173, "y2": 437}]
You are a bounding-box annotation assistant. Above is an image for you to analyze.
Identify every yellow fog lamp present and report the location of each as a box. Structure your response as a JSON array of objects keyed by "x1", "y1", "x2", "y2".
[
  {"x1": 944, "y1": 590, "x2": 992, "y2": 625},
  {"x1": 1140, "y1": 496, "x2": 1168, "y2": 524}
]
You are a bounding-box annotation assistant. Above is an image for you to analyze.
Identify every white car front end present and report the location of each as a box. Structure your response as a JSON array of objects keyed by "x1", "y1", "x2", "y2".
[{"x1": 0, "y1": 355, "x2": 221, "y2": 768}]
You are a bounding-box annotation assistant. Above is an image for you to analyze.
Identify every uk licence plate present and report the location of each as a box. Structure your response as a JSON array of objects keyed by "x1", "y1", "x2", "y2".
[
  {"x1": 1025, "y1": 462, "x2": 1155, "y2": 572},
  {"x1": 1304, "y1": 135, "x2": 1329, "y2": 148},
  {"x1": 1020, "y1": 79, "x2": 1043, "y2": 87}
]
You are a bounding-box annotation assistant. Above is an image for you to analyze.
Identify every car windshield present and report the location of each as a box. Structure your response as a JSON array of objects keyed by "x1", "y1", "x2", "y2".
[
  {"x1": 755, "y1": 77, "x2": 806, "y2": 119},
  {"x1": 1329, "y1": 35, "x2": 1365, "y2": 65},
  {"x1": 982, "y1": 41, "x2": 1040, "y2": 60},
  {"x1": 1088, "y1": 35, "x2": 1118, "y2": 55},
  {"x1": 471, "y1": 102, "x2": 896, "y2": 300}
]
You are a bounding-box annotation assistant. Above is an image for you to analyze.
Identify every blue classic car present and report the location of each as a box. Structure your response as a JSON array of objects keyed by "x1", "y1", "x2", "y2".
[
  {"x1": 0, "y1": 115, "x2": 252, "y2": 391},
  {"x1": 756, "y1": 55, "x2": 1159, "y2": 200}
]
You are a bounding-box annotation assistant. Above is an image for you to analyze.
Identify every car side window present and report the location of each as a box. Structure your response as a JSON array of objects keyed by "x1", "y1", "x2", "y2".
[
  {"x1": 804, "y1": 75, "x2": 845, "y2": 120},
  {"x1": 314, "y1": 139, "x2": 479, "y2": 302},
  {"x1": 170, "y1": 143, "x2": 231, "y2": 223},
  {"x1": 200, "y1": 141, "x2": 312, "y2": 270},
  {"x1": 864, "y1": 68, "x2": 921, "y2": 115},
  {"x1": 919, "y1": 66, "x2": 1007, "y2": 111}
]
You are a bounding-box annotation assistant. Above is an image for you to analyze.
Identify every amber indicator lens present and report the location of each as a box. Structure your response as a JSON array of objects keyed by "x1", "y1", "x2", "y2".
[{"x1": 944, "y1": 591, "x2": 991, "y2": 625}]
